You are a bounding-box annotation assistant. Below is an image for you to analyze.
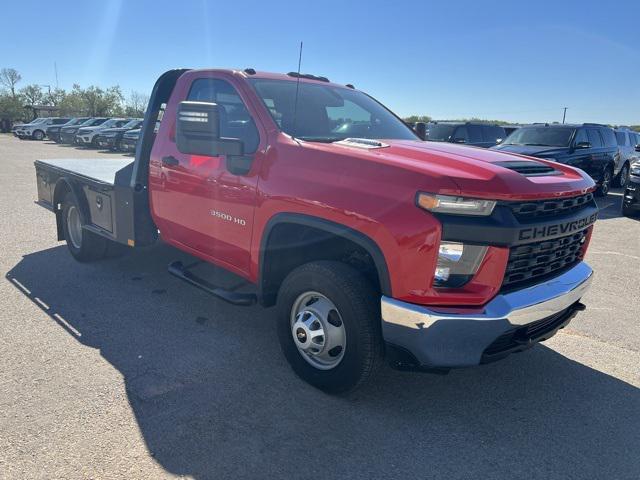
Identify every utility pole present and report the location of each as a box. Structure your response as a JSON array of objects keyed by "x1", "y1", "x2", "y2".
[{"x1": 562, "y1": 107, "x2": 567, "y2": 124}]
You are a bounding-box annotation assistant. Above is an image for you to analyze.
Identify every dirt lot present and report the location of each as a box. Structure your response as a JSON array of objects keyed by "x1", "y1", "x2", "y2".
[{"x1": 0, "y1": 134, "x2": 638, "y2": 479}]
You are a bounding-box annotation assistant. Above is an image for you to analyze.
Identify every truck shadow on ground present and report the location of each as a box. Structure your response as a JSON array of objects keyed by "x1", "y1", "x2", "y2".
[{"x1": 6, "y1": 244, "x2": 640, "y2": 479}]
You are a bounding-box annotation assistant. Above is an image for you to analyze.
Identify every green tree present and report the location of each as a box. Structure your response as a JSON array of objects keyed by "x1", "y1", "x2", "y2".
[
  {"x1": 82, "y1": 85, "x2": 124, "y2": 116},
  {"x1": 403, "y1": 115, "x2": 432, "y2": 124},
  {"x1": 20, "y1": 84, "x2": 44, "y2": 106},
  {"x1": 0, "y1": 93, "x2": 25, "y2": 120},
  {"x1": 0, "y1": 68, "x2": 21, "y2": 98},
  {"x1": 124, "y1": 91, "x2": 149, "y2": 117}
]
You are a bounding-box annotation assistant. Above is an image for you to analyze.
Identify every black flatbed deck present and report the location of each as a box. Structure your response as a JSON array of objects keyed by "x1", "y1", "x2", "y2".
[{"x1": 35, "y1": 158, "x2": 134, "y2": 186}]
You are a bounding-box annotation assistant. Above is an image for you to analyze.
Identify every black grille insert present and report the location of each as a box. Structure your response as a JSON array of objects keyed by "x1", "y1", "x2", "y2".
[
  {"x1": 502, "y1": 230, "x2": 587, "y2": 291},
  {"x1": 504, "y1": 192, "x2": 594, "y2": 220},
  {"x1": 482, "y1": 303, "x2": 580, "y2": 359}
]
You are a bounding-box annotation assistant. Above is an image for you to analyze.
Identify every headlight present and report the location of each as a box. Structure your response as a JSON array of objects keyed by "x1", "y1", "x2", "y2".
[
  {"x1": 417, "y1": 193, "x2": 496, "y2": 216},
  {"x1": 68, "y1": 128, "x2": 78, "y2": 133},
  {"x1": 433, "y1": 242, "x2": 487, "y2": 288}
]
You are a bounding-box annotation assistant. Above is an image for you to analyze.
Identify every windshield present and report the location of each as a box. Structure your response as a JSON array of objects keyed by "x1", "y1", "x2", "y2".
[
  {"x1": 99, "y1": 119, "x2": 120, "y2": 128},
  {"x1": 426, "y1": 124, "x2": 457, "y2": 141},
  {"x1": 123, "y1": 119, "x2": 141, "y2": 129},
  {"x1": 249, "y1": 79, "x2": 417, "y2": 142},
  {"x1": 503, "y1": 127, "x2": 575, "y2": 147}
]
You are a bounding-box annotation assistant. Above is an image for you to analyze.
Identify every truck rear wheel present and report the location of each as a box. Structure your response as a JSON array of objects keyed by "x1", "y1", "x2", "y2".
[
  {"x1": 62, "y1": 192, "x2": 109, "y2": 262},
  {"x1": 276, "y1": 261, "x2": 383, "y2": 394}
]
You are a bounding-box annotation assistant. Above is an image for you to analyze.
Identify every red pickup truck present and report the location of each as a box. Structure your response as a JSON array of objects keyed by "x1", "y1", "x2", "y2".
[{"x1": 34, "y1": 68, "x2": 597, "y2": 393}]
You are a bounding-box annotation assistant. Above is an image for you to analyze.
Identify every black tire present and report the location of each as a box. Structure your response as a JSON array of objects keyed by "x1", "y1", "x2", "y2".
[
  {"x1": 615, "y1": 163, "x2": 630, "y2": 188},
  {"x1": 622, "y1": 203, "x2": 638, "y2": 217},
  {"x1": 61, "y1": 192, "x2": 109, "y2": 262},
  {"x1": 32, "y1": 129, "x2": 45, "y2": 141},
  {"x1": 276, "y1": 261, "x2": 383, "y2": 394},
  {"x1": 595, "y1": 167, "x2": 613, "y2": 197}
]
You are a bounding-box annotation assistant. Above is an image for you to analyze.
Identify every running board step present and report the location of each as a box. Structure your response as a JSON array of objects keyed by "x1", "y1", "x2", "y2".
[{"x1": 168, "y1": 261, "x2": 257, "y2": 306}]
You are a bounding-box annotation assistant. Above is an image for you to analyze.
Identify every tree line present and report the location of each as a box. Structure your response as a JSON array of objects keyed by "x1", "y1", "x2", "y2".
[{"x1": 0, "y1": 67, "x2": 149, "y2": 122}]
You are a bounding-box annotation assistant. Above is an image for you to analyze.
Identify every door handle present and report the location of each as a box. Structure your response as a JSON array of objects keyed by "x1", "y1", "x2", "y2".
[{"x1": 162, "y1": 155, "x2": 179, "y2": 167}]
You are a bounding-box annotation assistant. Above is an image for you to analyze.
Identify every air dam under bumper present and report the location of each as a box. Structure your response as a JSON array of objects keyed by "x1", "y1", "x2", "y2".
[{"x1": 381, "y1": 262, "x2": 593, "y2": 369}]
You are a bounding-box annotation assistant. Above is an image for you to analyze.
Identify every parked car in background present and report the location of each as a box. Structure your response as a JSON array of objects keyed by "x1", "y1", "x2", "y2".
[
  {"x1": 46, "y1": 117, "x2": 90, "y2": 143},
  {"x1": 613, "y1": 128, "x2": 639, "y2": 187},
  {"x1": 119, "y1": 128, "x2": 140, "y2": 152},
  {"x1": 75, "y1": 118, "x2": 131, "y2": 147},
  {"x1": 622, "y1": 157, "x2": 640, "y2": 216},
  {"x1": 59, "y1": 118, "x2": 109, "y2": 144},
  {"x1": 425, "y1": 121, "x2": 506, "y2": 148},
  {"x1": 493, "y1": 123, "x2": 618, "y2": 196},
  {"x1": 95, "y1": 119, "x2": 143, "y2": 151},
  {"x1": 12, "y1": 118, "x2": 47, "y2": 136},
  {"x1": 16, "y1": 118, "x2": 72, "y2": 140}
]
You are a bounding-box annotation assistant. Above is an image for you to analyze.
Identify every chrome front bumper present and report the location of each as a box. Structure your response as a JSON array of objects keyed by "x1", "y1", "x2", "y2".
[{"x1": 381, "y1": 262, "x2": 593, "y2": 368}]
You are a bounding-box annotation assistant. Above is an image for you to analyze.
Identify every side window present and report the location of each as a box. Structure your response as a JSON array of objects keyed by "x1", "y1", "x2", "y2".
[
  {"x1": 482, "y1": 125, "x2": 505, "y2": 143},
  {"x1": 587, "y1": 129, "x2": 603, "y2": 148},
  {"x1": 633, "y1": 133, "x2": 640, "y2": 147},
  {"x1": 574, "y1": 129, "x2": 588, "y2": 145},
  {"x1": 600, "y1": 128, "x2": 617, "y2": 148},
  {"x1": 187, "y1": 78, "x2": 260, "y2": 153},
  {"x1": 452, "y1": 126, "x2": 469, "y2": 143},
  {"x1": 467, "y1": 125, "x2": 483, "y2": 143},
  {"x1": 615, "y1": 131, "x2": 627, "y2": 146}
]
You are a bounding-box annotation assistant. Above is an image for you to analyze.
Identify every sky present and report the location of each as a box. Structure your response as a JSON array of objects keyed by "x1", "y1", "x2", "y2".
[{"x1": 2, "y1": 0, "x2": 639, "y2": 125}]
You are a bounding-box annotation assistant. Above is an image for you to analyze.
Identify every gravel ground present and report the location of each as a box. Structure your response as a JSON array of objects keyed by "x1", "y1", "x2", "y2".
[{"x1": 0, "y1": 134, "x2": 638, "y2": 479}]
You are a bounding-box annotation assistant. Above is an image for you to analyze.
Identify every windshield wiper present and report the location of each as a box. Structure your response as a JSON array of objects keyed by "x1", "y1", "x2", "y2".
[{"x1": 521, "y1": 143, "x2": 553, "y2": 147}]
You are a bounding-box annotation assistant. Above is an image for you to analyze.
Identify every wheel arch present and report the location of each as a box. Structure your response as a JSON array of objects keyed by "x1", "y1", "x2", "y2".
[
  {"x1": 258, "y1": 213, "x2": 392, "y2": 307},
  {"x1": 52, "y1": 178, "x2": 90, "y2": 241}
]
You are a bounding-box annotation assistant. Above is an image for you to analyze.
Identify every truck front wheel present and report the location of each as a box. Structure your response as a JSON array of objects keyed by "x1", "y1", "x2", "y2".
[
  {"x1": 276, "y1": 261, "x2": 383, "y2": 394},
  {"x1": 62, "y1": 192, "x2": 109, "y2": 262}
]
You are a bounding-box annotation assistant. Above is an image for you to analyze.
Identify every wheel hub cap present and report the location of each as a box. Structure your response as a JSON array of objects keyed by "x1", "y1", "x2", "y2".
[{"x1": 290, "y1": 292, "x2": 346, "y2": 370}]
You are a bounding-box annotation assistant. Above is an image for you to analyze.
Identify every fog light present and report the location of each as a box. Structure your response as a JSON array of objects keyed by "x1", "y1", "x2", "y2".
[{"x1": 433, "y1": 242, "x2": 487, "y2": 288}]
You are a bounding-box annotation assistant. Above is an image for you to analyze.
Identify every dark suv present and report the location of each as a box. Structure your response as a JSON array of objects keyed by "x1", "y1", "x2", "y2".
[
  {"x1": 492, "y1": 123, "x2": 618, "y2": 196},
  {"x1": 425, "y1": 122, "x2": 506, "y2": 148}
]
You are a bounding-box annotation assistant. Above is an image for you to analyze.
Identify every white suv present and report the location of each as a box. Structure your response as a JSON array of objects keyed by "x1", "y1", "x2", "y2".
[
  {"x1": 75, "y1": 118, "x2": 131, "y2": 147},
  {"x1": 16, "y1": 117, "x2": 71, "y2": 140}
]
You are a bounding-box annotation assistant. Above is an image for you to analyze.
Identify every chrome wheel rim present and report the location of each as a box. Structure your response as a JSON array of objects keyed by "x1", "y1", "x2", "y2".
[
  {"x1": 290, "y1": 291, "x2": 346, "y2": 370},
  {"x1": 66, "y1": 205, "x2": 82, "y2": 249},
  {"x1": 602, "y1": 170, "x2": 611, "y2": 194},
  {"x1": 620, "y1": 165, "x2": 629, "y2": 187}
]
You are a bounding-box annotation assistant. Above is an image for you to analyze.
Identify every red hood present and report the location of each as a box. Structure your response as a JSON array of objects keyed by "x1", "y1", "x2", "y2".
[{"x1": 315, "y1": 139, "x2": 596, "y2": 201}]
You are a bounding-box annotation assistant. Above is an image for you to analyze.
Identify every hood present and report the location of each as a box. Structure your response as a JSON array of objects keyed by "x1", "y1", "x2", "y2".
[
  {"x1": 492, "y1": 144, "x2": 570, "y2": 158},
  {"x1": 311, "y1": 139, "x2": 594, "y2": 201},
  {"x1": 99, "y1": 127, "x2": 129, "y2": 134},
  {"x1": 123, "y1": 129, "x2": 140, "y2": 137},
  {"x1": 78, "y1": 125, "x2": 105, "y2": 133}
]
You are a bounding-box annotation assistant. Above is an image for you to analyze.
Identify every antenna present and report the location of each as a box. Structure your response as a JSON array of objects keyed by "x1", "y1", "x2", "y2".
[{"x1": 291, "y1": 41, "x2": 303, "y2": 140}]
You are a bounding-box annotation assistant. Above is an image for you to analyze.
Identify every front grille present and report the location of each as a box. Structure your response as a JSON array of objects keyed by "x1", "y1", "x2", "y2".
[
  {"x1": 502, "y1": 230, "x2": 587, "y2": 291},
  {"x1": 482, "y1": 304, "x2": 579, "y2": 358},
  {"x1": 504, "y1": 193, "x2": 594, "y2": 220}
]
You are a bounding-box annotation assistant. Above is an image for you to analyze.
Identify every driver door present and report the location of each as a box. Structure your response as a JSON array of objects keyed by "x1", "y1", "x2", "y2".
[{"x1": 150, "y1": 75, "x2": 262, "y2": 275}]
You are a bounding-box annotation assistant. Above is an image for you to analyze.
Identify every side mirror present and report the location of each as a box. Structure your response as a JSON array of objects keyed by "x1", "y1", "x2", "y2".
[
  {"x1": 575, "y1": 141, "x2": 591, "y2": 149},
  {"x1": 414, "y1": 122, "x2": 426, "y2": 140},
  {"x1": 176, "y1": 101, "x2": 243, "y2": 156},
  {"x1": 635, "y1": 144, "x2": 640, "y2": 152},
  {"x1": 496, "y1": 138, "x2": 503, "y2": 144},
  {"x1": 453, "y1": 137, "x2": 467, "y2": 144}
]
